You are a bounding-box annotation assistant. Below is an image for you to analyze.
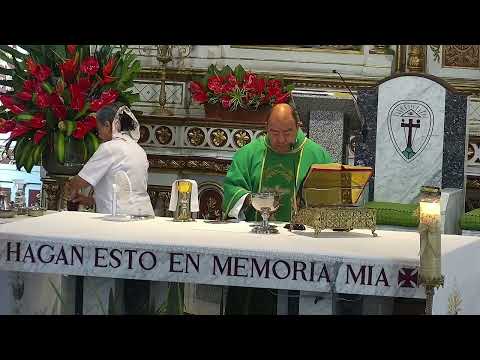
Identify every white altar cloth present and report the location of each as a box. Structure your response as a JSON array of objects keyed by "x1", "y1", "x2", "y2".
[{"x1": 0, "y1": 211, "x2": 479, "y2": 313}]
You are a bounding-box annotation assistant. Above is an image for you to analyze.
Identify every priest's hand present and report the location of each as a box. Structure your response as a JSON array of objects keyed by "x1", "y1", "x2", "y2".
[{"x1": 71, "y1": 194, "x2": 95, "y2": 208}]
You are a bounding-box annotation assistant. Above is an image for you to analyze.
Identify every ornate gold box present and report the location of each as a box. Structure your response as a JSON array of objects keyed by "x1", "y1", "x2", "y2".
[{"x1": 294, "y1": 163, "x2": 377, "y2": 236}]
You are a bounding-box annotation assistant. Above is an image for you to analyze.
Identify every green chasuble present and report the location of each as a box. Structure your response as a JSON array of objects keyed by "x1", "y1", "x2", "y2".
[
  {"x1": 223, "y1": 129, "x2": 332, "y2": 222},
  {"x1": 222, "y1": 129, "x2": 332, "y2": 315}
]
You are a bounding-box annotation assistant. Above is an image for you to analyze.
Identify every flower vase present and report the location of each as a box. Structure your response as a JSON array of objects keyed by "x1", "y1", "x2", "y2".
[
  {"x1": 42, "y1": 134, "x2": 85, "y2": 176},
  {"x1": 204, "y1": 104, "x2": 271, "y2": 124}
]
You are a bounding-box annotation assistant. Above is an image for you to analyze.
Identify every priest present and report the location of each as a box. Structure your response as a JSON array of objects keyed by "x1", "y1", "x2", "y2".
[{"x1": 222, "y1": 103, "x2": 332, "y2": 314}]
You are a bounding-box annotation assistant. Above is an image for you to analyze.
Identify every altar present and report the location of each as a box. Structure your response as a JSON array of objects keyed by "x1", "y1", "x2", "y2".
[{"x1": 0, "y1": 211, "x2": 477, "y2": 315}]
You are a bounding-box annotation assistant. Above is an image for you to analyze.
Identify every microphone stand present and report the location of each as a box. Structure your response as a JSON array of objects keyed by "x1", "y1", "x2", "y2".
[
  {"x1": 285, "y1": 142, "x2": 305, "y2": 232},
  {"x1": 332, "y1": 70, "x2": 368, "y2": 142}
]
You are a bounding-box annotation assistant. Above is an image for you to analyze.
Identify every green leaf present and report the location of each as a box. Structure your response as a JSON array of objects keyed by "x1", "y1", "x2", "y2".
[
  {"x1": 0, "y1": 67, "x2": 13, "y2": 77},
  {"x1": 0, "y1": 45, "x2": 27, "y2": 61},
  {"x1": 207, "y1": 64, "x2": 216, "y2": 77},
  {"x1": 45, "y1": 109, "x2": 56, "y2": 129},
  {"x1": 73, "y1": 102, "x2": 91, "y2": 120},
  {"x1": 0, "y1": 79, "x2": 14, "y2": 88},
  {"x1": 16, "y1": 114, "x2": 34, "y2": 121},
  {"x1": 0, "y1": 50, "x2": 14, "y2": 65},
  {"x1": 219, "y1": 65, "x2": 233, "y2": 78},
  {"x1": 234, "y1": 64, "x2": 246, "y2": 83},
  {"x1": 285, "y1": 84, "x2": 295, "y2": 92}
]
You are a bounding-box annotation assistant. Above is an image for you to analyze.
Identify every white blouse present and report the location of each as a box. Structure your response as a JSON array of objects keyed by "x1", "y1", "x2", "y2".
[{"x1": 78, "y1": 137, "x2": 154, "y2": 217}]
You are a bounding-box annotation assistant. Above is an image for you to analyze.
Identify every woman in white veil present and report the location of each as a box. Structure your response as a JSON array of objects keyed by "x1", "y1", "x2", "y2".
[
  {"x1": 69, "y1": 102, "x2": 154, "y2": 217},
  {"x1": 69, "y1": 102, "x2": 154, "y2": 314}
]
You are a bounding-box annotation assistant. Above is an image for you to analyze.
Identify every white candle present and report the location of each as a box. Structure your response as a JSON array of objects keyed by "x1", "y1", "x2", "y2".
[
  {"x1": 112, "y1": 184, "x2": 117, "y2": 216},
  {"x1": 419, "y1": 201, "x2": 441, "y2": 282}
]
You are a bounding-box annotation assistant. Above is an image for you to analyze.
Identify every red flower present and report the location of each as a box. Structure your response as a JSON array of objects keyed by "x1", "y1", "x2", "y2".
[
  {"x1": 0, "y1": 95, "x2": 16, "y2": 108},
  {"x1": 0, "y1": 95, "x2": 25, "y2": 115},
  {"x1": 50, "y1": 94, "x2": 67, "y2": 120},
  {"x1": 100, "y1": 89, "x2": 118, "y2": 105},
  {"x1": 190, "y1": 81, "x2": 203, "y2": 94},
  {"x1": 25, "y1": 58, "x2": 38, "y2": 74},
  {"x1": 0, "y1": 119, "x2": 16, "y2": 133},
  {"x1": 33, "y1": 129, "x2": 47, "y2": 144},
  {"x1": 29, "y1": 114, "x2": 46, "y2": 129},
  {"x1": 69, "y1": 84, "x2": 86, "y2": 111},
  {"x1": 274, "y1": 92, "x2": 290, "y2": 104},
  {"x1": 49, "y1": 93, "x2": 63, "y2": 107},
  {"x1": 80, "y1": 56, "x2": 100, "y2": 76},
  {"x1": 32, "y1": 64, "x2": 52, "y2": 82},
  {"x1": 207, "y1": 76, "x2": 223, "y2": 94},
  {"x1": 35, "y1": 91, "x2": 50, "y2": 109},
  {"x1": 77, "y1": 78, "x2": 92, "y2": 94},
  {"x1": 190, "y1": 81, "x2": 209, "y2": 102},
  {"x1": 103, "y1": 58, "x2": 116, "y2": 77},
  {"x1": 52, "y1": 105, "x2": 67, "y2": 120},
  {"x1": 16, "y1": 91, "x2": 33, "y2": 101},
  {"x1": 89, "y1": 89, "x2": 118, "y2": 112},
  {"x1": 9, "y1": 124, "x2": 30, "y2": 139},
  {"x1": 267, "y1": 79, "x2": 282, "y2": 89},
  {"x1": 226, "y1": 74, "x2": 237, "y2": 86},
  {"x1": 59, "y1": 58, "x2": 77, "y2": 82},
  {"x1": 243, "y1": 73, "x2": 257, "y2": 91},
  {"x1": 67, "y1": 45, "x2": 77, "y2": 55},
  {"x1": 268, "y1": 86, "x2": 282, "y2": 99},
  {"x1": 89, "y1": 99, "x2": 104, "y2": 112},
  {"x1": 83, "y1": 115, "x2": 97, "y2": 131},
  {"x1": 193, "y1": 90, "x2": 208, "y2": 103},
  {"x1": 221, "y1": 96, "x2": 231, "y2": 109},
  {"x1": 222, "y1": 81, "x2": 235, "y2": 94},
  {"x1": 23, "y1": 80, "x2": 37, "y2": 93},
  {"x1": 72, "y1": 122, "x2": 88, "y2": 140},
  {"x1": 255, "y1": 78, "x2": 266, "y2": 94},
  {"x1": 100, "y1": 75, "x2": 116, "y2": 85}
]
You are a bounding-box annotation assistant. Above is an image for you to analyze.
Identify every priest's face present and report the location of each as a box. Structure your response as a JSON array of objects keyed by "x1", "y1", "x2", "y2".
[{"x1": 267, "y1": 117, "x2": 298, "y2": 154}]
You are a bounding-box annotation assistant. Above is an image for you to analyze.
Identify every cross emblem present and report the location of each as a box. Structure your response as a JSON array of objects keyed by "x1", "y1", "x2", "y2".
[
  {"x1": 400, "y1": 118, "x2": 421, "y2": 160},
  {"x1": 398, "y1": 268, "x2": 418, "y2": 288}
]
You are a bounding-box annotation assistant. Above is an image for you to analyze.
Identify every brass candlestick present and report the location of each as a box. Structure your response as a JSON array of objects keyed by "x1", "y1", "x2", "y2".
[
  {"x1": 174, "y1": 180, "x2": 194, "y2": 222},
  {"x1": 154, "y1": 45, "x2": 192, "y2": 116}
]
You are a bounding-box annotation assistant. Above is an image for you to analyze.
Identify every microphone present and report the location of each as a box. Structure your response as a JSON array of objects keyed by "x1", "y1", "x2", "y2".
[
  {"x1": 332, "y1": 69, "x2": 367, "y2": 142},
  {"x1": 285, "y1": 141, "x2": 305, "y2": 231}
]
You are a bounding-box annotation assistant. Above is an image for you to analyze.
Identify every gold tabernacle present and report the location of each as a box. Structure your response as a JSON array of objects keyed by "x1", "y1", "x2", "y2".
[{"x1": 293, "y1": 163, "x2": 377, "y2": 236}]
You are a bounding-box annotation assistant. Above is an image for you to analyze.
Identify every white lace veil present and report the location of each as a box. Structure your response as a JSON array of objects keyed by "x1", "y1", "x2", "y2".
[{"x1": 111, "y1": 105, "x2": 140, "y2": 142}]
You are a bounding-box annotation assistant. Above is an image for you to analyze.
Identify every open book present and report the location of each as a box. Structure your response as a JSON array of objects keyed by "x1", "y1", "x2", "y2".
[{"x1": 302, "y1": 163, "x2": 373, "y2": 207}]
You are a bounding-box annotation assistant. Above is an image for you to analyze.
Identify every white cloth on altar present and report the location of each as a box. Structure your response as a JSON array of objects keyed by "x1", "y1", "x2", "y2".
[
  {"x1": 5, "y1": 212, "x2": 480, "y2": 307},
  {"x1": 168, "y1": 179, "x2": 199, "y2": 213},
  {"x1": 432, "y1": 234, "x2": 480, "y2": 315}
]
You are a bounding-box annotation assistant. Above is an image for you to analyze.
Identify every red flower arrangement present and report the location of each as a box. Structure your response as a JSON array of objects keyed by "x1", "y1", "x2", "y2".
[
  {"x1": 189, "y1": 64, "x2": 294, "y2": 112},
  {"x1": 0, "y1": 45, "x2": 141, "y2": 173}
]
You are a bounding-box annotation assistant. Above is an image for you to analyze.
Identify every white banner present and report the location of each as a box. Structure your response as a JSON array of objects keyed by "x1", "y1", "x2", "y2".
[{"x1": 0, "y1": 238, "x2": 425, "y2": 298}]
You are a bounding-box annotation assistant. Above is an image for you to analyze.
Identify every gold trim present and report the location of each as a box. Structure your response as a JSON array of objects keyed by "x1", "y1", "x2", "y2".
[
  {"x1": 294, "y1": 207, "x2": 377, "y2": 237},
  {"x1": 147, "y1": 156, "x2": 231, "y2": 174},
  {"x1": 442, "y1": 45, "x2": 480, "y2": 70},
  {"x1": 230, "y1": 45, "x2": 364, "y2": 55},
  {"x1": 138, "y1": 114, "x2": 267, "y2": 130}
]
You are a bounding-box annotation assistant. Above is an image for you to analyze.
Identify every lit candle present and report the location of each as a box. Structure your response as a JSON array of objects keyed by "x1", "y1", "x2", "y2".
[{"x1": 418, "y1": 187, "x2": 442, "y2": 283}]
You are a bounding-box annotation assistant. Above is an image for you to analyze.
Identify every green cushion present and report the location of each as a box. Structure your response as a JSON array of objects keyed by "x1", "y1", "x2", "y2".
[
  {"x1": 460, "y1": 208, "x2": 480, "y2": 231},
  {"x1": 365, "y1": 201, "x2": 419, "y2": 227}
]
